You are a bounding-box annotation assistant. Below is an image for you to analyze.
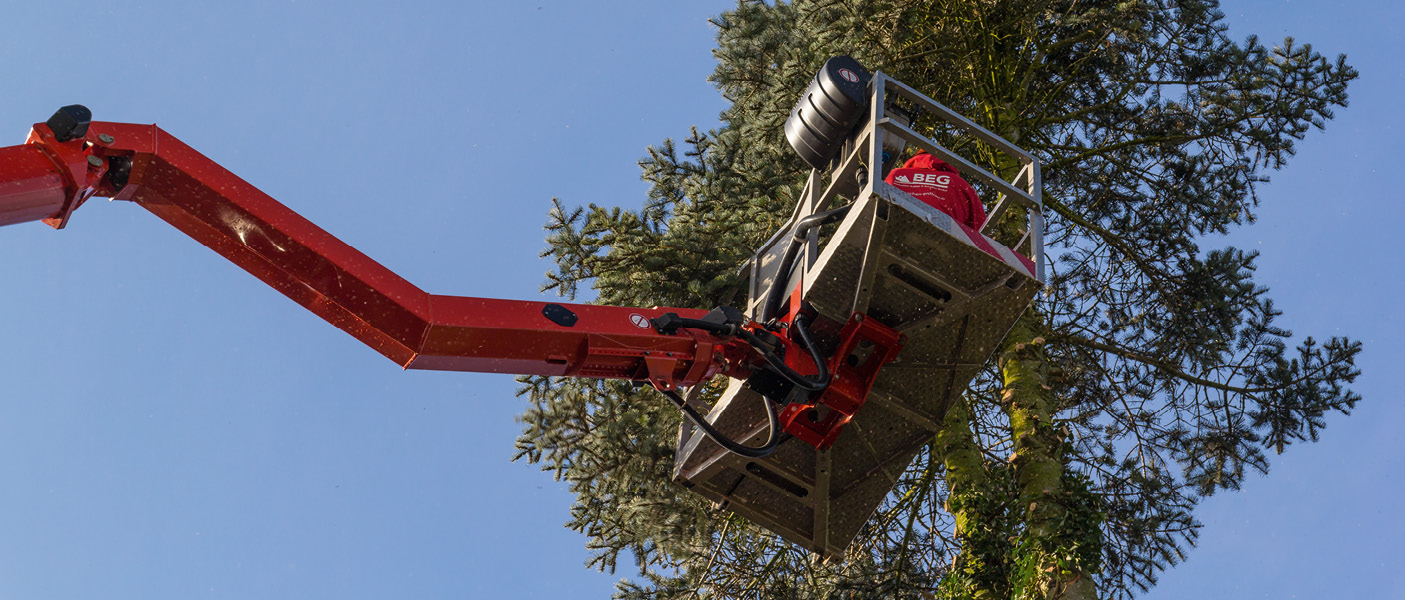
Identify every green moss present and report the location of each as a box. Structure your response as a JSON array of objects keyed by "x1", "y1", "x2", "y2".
[
  {"x1": 936, "y1": 398, "x2": 1014, "y2": 599},
  {"x1": 999, "y1": 313, "x2": 1103, "y2": 599}
]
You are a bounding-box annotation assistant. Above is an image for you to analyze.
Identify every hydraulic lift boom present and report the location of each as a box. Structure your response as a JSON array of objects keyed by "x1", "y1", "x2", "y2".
[
  {"x1": 0, "y1": 58, "x2": 1045, "y2": 556},
  {"x1": 0, "y1": 102, "x2": 899, "y2": 456},
  {"x1": 1, "y1": 112, "x2": 739, "y2": 382}
]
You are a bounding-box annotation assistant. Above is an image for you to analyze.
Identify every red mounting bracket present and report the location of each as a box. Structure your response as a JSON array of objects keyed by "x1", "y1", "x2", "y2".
[{"x1": 779, "y1": 313, "x2": 905, "y2": 449}]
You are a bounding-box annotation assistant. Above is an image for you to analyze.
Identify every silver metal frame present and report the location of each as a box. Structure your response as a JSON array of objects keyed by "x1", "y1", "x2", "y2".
[{"x1": 747, "y1": 72, "x2": 1045, "y2": 311}]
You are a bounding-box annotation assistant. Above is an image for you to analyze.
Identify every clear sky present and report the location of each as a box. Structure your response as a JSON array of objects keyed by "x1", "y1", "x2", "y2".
[{"x1": 0, "y1": 1, "x2": 1398, "y2": 598}]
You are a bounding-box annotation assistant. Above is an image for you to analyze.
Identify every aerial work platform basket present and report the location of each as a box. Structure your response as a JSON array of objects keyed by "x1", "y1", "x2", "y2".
[{"x1": 674, "y1": 61, "x2": 1046, "y2": 556}]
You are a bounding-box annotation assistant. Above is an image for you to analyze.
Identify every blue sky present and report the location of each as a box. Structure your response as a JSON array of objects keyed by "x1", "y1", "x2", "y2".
[{"x1": 0, "y1": 1, "x2": 1398, "y2": 598}]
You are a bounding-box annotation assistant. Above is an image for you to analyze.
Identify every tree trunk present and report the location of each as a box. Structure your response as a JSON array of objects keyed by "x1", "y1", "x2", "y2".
[{"x1": 1001, "y1": 311, "x2": 1098, "y2": 600}]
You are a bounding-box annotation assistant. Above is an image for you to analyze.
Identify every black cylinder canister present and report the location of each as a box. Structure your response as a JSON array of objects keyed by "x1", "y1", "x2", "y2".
[{"x1": 784, "y1": 56, "x2": 871, "y2": 170}]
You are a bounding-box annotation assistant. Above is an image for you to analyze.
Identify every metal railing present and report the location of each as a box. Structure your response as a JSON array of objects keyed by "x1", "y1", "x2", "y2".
[{"x1": 746, "y1": 72, "x2": 1045, "y2": 318}]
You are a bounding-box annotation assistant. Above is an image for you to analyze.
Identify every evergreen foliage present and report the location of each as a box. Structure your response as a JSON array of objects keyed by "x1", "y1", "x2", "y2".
[{"x1": 515, "y1": 1, "x2": 1361, "y2": 598}]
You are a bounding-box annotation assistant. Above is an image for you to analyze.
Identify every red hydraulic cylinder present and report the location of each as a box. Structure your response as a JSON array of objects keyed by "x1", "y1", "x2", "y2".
[{"x1": 0, "y1": 144, "x2": 69, "y2": 227}]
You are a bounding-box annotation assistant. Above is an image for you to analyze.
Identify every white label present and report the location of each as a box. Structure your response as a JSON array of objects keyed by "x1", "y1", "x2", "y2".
[
  {"x1": 629, "y1": 314, "x2": 651, "y2": 329},
  {"x1": 898, "y1": 172, "x2": 952, "y2": 191},
  {"x1": 838, "y1": 68, "x2": 859, "y2": 83}
]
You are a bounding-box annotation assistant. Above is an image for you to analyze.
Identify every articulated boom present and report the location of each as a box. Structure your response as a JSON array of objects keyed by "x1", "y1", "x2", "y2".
[
  {"x1": 0, "y1": 112, "x2": 714, "y2": 385},
  {"x1": 2, "y1": 56, "x2": 1044, "y2": 558},
  {"x1": 0, "y1": 105, "x2": 899, "y2": 456}
]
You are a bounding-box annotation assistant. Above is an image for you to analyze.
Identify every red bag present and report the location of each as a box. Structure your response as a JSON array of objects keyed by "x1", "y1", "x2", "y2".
[{"x1": 884, "y1": 152, "x2": 986, "y2": 231}]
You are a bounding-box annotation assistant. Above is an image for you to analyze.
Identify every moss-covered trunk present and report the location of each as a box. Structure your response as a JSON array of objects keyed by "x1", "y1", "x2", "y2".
[
  {"x1": 1000, "y1": 311, "x2": 1100, "y2": 600},
  {"x1": 936, "y1": 397, "x2": 1011, "y2": 599}
]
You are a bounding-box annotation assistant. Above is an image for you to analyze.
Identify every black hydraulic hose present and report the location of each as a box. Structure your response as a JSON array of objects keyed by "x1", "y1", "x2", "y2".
[
  {"x1": 650, "y1": 312, "x2": 827, "y2": 459},
  {"x1": 663, "y1": 389, "x2": 786, "y2": 458},
  {"x1": 737, "y1": 317, "x2": 830, "y2": 392},
  {"x1": 791, "y1": 316, "x2": 830, "y2": 388},
  {"x1": 761, "y1": 205, "x2": 853, "y2": 322},
  {"x1": 659, "y1": 317, "x2": 739, "y2": 337},
  {"x1": 653, "y1": 314, "x2": 829, "y2": 392}
]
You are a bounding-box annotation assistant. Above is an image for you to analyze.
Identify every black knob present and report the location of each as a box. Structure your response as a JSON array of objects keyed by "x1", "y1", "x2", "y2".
[{"x1": 46, "y1": 105, "x2": 92, "y2": 142}]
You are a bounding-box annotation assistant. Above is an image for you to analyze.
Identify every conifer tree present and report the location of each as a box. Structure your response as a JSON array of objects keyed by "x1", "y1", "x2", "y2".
[{"x1": 515, "y1": 1, "x2": 1361, "y2": 598}]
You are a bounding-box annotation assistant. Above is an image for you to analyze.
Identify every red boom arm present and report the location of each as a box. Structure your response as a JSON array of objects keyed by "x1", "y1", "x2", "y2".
[
  {"x1": 0, "y1": 107, "x2": 905, "y2": 455},
  {"x1": 0, "y1": 115, "x2": 751, "y2": 392}
]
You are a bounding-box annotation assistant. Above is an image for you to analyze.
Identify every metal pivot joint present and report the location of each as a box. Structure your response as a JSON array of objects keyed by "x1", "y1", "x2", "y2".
[{"x1": 778, "y1": 312, "x2": 904, "y2": 449}]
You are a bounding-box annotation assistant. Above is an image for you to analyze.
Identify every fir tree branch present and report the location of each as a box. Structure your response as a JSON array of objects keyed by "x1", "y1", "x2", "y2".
[
  {"x1": 1054, "y1": 332, "x2": 1330, "y2": 396},
  {"x1": 1043, "y1": 195, "x2": 1176, "y2": 288},
  {"x1": 692, "y1": 518, "x2": 732, "y2": 598}
]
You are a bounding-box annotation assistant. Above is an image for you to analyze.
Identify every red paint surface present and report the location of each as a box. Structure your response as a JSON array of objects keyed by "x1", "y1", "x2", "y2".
[{"x1": 0, "y1": 122, "x2": 743, "y2": 390}]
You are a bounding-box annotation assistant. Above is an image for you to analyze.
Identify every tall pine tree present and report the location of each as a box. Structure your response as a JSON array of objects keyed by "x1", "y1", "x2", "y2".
[{"x1": 515, "y1": 1, "x2": 1361, "y2": 598}]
